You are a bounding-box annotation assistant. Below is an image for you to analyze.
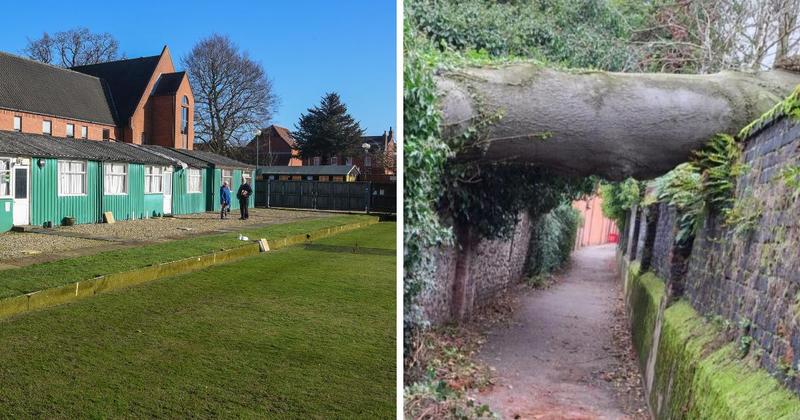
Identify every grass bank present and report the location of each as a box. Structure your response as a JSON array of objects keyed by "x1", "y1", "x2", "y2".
[
  {"x1": 0, "y1": 215, "x2": 374, "y2": 299},
  {"x1": 0, "y1": 222, "x2": 395, "y2": 418}
]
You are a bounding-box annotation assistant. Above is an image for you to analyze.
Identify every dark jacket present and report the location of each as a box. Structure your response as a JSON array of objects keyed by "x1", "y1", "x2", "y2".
[{"x1": 236, "y1": 183, "x2": 252, "y2": 201}]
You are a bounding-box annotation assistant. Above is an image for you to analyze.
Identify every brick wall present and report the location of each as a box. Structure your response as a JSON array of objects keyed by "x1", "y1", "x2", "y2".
[
  {"x1": 0, "y1": 108, "x2": 117, "y2": 140},
  {"x1": 147, "y1": 75, "x2": 194, "y2": 150},
  {"x1": 651, "y1": 203, "x2": 678, "y2": 281},
  {"x1": 632, "y1": 115, "x2": 800, "y2": 392}
]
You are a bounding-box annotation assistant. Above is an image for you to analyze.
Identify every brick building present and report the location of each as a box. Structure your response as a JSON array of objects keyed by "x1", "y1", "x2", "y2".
[
  {"x1": 0, "y1": 46, "x2": 193, "y2": 149},
  {"x1": 301, "y1": 128, "x2": 396, "y2": 179},
  {"x1": 241, "y1": 124, "x2": 302, "y2": 166}
]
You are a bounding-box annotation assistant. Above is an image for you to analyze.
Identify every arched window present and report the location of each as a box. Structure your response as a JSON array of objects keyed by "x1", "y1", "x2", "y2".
[{"x1": 182, "y1": 96, "x2": 189, "y2": 106}]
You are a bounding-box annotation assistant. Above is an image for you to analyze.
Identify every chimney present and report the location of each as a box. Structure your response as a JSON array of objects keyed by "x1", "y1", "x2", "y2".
[{"x1": 383, "y1": 130, "x2": 388, "y2": 150}]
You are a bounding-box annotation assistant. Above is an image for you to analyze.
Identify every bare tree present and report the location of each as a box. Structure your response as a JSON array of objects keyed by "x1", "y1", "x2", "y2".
[
  {"x1": 631, "y1": 0, "x2": 800, "y2": 73},
  {"x1": 24, "y1": 28, "x2": 121, "y2": 67},
  {"x1": 182, "y1": 34, "x2": 278, "y2": 154}
]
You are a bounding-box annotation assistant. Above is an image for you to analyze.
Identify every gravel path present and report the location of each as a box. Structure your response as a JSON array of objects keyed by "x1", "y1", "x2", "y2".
[
  {"x1": 0, "y1": 208, "x2": 331, "y2": 262},
  {"x1": 46, "y1": 208, "x2": 329, "y2": 242},
  {"x1": 0, "y1": 234, "x2": 105, "y2": 261},
  {"x1": 474, "y1": 244, "x2": 649, "y2": 419}
]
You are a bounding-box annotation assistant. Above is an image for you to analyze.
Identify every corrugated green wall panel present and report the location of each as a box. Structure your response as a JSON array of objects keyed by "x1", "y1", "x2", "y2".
[
  {"x1": 31, "y1": 159, "x2": 101, "y2": 227},
  {"x1": 0, "y1": 198, "x2": 12, "y2": 231},
  {"x1": 248, "y1": 170, "x2": 255, "y2": 208},
  {"x1": 172, "y1": 168, "x2": 206, "y2": 215},
  {"x1": 143, "y1": 194, "x2": 163, "y2": 218},
  {"x1": 229, "y1": 169, "x2": 242, "y2": 210},
  {"x1": 102, "y1": 164, "x2": 146, "y2": 221}
]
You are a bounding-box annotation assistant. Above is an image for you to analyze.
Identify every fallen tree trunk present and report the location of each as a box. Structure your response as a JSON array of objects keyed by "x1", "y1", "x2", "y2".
[{"x1": 437, "y1": 64, "x2": 800, "y2": 179}]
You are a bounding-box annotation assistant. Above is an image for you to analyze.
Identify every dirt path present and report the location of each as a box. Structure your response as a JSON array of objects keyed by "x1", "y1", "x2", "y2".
[{"x1": 474, "y1": 244, "x2": 649, "y2": 419}]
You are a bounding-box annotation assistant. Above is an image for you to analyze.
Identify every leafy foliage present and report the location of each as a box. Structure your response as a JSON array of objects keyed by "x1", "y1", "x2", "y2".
[
  {"x1": 293, "y1": 92, "x2": 365, "y2": 161},
  {"x1": 653, "y1": 134, "x2": 744, "y2": 244},
  {"x1": 723, "y1": 190, "x2": 763, "y2": 237},
  {"x1": 406, "y1": 0, "x2": 639, "y2": 71},
  {"x1": 693, "y1": 134, "x2": 746, "y2": 213},
  {"x1": 655, "y1": 163, "x2": 705, "y2": 244},
  {"x1": 599, "y1": 178, "x2": 642, "y2": 228},
  {"x1": 527, "y1": 204, "x2": 583, "y2": 278},
  {"x1": 445, "y1": 162, "x2": 593, "y2": 240},
  {"x1": 404, "y1": 26, "x2": 452, "y2": 353}
]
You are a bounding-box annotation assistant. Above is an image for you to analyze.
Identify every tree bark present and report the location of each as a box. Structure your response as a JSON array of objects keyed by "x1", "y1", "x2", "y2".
[
  {"x1": 437, "y1": 64, "x2": 800, "y2": 179},
  {"x1": 450, "y1": 222, "x2": 474, "y2": 322}
]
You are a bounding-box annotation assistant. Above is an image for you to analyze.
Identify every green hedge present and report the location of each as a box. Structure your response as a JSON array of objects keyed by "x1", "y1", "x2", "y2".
[{"x1": 526, "y1": 204, "x2": 582, "y2": 277}]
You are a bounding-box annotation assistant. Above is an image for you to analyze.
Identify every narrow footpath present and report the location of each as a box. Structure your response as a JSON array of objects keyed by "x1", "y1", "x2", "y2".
[{"x1": 474, "y1": 244, "x2": 649, "y2": 419}]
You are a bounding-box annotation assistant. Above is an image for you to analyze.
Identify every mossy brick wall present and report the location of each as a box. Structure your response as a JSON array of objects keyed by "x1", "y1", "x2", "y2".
[
  {"x1": 625, "y1": 115, "x2": 800, "y2": 396},
  {"x1": 651, "y1": 203, "x2": 679, "y2": 282},
  {"x1": 622, "y1": 260, "x2": 800, "y2": 419},
  {"x1": 684, "y1": 117, "x2": 800, "y2": 392},
  {"x1": 420, "y1": 213, "x2": 533, "y2": 325}
]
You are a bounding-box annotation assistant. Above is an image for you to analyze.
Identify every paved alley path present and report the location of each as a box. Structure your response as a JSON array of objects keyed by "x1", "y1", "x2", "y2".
[{"x1": 475, "y1": 244, "x2": 648, "y2": 419}]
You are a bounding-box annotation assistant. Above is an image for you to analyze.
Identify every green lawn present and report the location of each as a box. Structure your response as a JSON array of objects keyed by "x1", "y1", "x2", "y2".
[
  {"x1": 0, "y1": 222, "x2": 396, "y2": 418},
  {"x1": 0, "y1": 214, "x2": 375, "y2": 299}
]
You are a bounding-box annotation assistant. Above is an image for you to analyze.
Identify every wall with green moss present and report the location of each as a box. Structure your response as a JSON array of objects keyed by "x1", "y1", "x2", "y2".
[
  {"x1": 623, "y1": 114, "x2": 800, "y2": 394},
  {"x1": 684, "y1": 117, "x2": 800, "y2": 391},
  {"x1": 622, "y1": 260, "x2": 800, "y2": 419}
]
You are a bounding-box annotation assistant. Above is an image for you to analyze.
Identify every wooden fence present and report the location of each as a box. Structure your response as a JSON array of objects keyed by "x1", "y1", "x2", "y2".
[{"x1": 255, "y1": 180, "x2": 396, "y2": 213}]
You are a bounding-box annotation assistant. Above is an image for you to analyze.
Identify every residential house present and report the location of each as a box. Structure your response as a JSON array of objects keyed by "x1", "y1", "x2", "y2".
[
  {"x1": 242, "y1": 124, "x2": 302, "y2": 166},
  {"x1": 301, "y1": 128, "x2": 396, "y2": 179}
]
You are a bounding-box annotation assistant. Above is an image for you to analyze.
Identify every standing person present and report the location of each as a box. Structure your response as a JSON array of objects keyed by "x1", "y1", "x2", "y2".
[
  {"x1": 237, "y1": 178, "x2": 253, "y2": 220},
  {"x1": 220, "y1": 182, "x2": 231, "y2": 219}
]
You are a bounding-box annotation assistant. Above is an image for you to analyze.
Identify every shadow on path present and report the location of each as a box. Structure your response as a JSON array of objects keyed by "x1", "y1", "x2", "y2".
[{"x1": 474, "y1": 244, "x2": 648, "y2": 419}]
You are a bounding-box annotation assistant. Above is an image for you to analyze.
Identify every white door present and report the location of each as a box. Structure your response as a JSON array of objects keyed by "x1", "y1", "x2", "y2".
[
  {"x1": 163, "y1": 167, "x2": 173, "y2": 215},
  {"x1": 13, "y1": 164, "x2": 29, "y2": 225}
]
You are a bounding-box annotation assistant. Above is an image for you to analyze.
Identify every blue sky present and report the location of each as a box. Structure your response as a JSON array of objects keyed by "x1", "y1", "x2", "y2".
[{"x1": 0, "y1": 0, "x2": 397, "y2": 136}]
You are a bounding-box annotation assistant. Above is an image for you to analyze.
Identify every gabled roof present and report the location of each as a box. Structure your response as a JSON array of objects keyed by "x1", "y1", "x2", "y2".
[
  {"x1": 265, "y1": 125, "x2": 296, "y2": 147},
  {"x1": 257, "y1": 165, "x2": 359, "y2": 176},
  {"x1": 0, "y1": 52, "x2": 116, "y2": 125},
  {"x1": 152, "y1": 72, "x2": 186, "y2": 96},
  {"x1": 172, "y1": 149, "x2": 254, "y2": 170},
  {"x1": 72, "y1": 54, "x2": 161, "y2": 126},
  {"x1": 138, "y1": 144, "x2": 209, "y2": 168},
  {"x1": 0, "y1": 130, "x2": 171, "y2": 165},
  {"x1": 246, "y1": 125, "x2": 296, "y2": 148}
]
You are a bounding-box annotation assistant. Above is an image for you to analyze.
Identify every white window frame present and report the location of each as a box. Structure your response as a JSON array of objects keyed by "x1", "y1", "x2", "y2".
[
  {"x1": 81, "y1": 126, "x2": 88, "y2": 139},
  {"x1": 365, "y1": 155, "x2": 372, "y2": 167},
  {"x1": 187, "y1": 168, "x2": 202, "y2": 193},
  {"x1": 346, "y1": 157, "x2": 353, "y2": 166},
  {"x1": 221, "y1": 169, "x2": 233, "y2": 188},
  {"x1": 13, "y1": 116, "x2": 21, "y2": 132},
  {"x1": 66, "y1": 123, "x2": 75, "y2": 138},
  {"x1": 331, "y1": 156, "x2": 338, "y2": 165},
  {"x1": 0, "y1": 158, "x2": 11, "y2": 198},
  {"x1": 58, "y1": 160, "x2": 87, "y2": 196},
  {"x1": 42, "y1": 120, "x2": 52, "y2": 135},
  {"x1": 103, "y1": 162, "x2": 128, "y2": 195},
  {"x1": 313, "y1": 157, "x2": 321, "y2": 166},
  {"x1": 144, "y1": 165, "x2": 163, "y2": 194}
]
